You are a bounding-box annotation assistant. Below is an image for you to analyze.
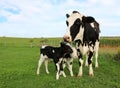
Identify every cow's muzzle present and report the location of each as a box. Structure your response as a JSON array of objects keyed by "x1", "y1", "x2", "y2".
[{"x1": 63, "y1": 35, "x2": 72, "y2": 42}]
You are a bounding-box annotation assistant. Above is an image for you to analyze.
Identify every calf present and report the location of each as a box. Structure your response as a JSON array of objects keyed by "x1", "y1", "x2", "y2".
[
  {"x1": 61, "y1": 47, "x2": 77, "y2": 77},
  {"x1": 37, "y1": 42, "x2": 77, "y2": 80}
]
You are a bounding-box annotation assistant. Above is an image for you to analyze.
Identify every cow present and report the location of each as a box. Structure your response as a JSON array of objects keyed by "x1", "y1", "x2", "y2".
[
  {"x1": 63, "y1": 11, "x2": 100, "y2": 77},
  {"x1": 37, "y1": 42, "x2": 77, "y2": 80}
]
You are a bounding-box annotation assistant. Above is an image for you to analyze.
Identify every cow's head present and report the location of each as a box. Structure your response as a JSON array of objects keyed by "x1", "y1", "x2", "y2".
[
  {"x1": 63, "y1": 11, "x2": 84, "y2": 42},
  {"x1": 63, "y1": 11, "x2": 97, "y2": 42}
]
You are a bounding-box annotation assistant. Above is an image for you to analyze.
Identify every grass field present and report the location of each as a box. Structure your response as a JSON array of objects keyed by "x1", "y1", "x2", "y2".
[{"x1": 0, "y1": 37, "x2": 120, "y2": 88}]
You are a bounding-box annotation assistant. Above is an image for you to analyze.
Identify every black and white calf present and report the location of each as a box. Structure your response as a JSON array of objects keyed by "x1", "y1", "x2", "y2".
[
  {"x1": 64, "y1": 11, "x2": 100, "y2": 77},
  {"x1": 37, "y1": 42, "x2": 77, "y2": 80}
]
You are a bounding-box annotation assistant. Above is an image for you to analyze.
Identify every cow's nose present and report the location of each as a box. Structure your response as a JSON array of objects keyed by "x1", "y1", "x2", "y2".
[
  {"x1": 63, "y1": 35, "x2": 71, "y2": 42},
  {"x1": 66, "y1": 36, "x2": 70, "y2": 39}
]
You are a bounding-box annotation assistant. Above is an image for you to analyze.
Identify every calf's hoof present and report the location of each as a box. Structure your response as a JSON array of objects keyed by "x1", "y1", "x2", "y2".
[
  {"x1": 37, "y1": 72, "x2": 39, "y2": 75},
  {"x1": 85, "y1": 64, "x2": 88, "y2": 67},
  {"x1": 46, "y1": 72, "x2": 50, "y2": 74},
  {"x1": 56, "y1": 77, "x2": 59, "y2": 80}
]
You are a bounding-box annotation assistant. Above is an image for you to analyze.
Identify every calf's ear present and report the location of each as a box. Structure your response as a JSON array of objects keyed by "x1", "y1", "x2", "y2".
[
  {"x1": 60, "y1": 42, "x2": 66, "y2": 47},
  {"x1": 60, "y1": 42, "x2": 64, "y2": 47},
  {"x1": 66, "y1": 14, "x2": 70, "y2": 18}
]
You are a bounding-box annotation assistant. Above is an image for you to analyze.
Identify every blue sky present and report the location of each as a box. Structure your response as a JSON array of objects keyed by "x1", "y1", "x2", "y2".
[{"x1": 0, "y1": 0, "x2": 120, "y2": 38}]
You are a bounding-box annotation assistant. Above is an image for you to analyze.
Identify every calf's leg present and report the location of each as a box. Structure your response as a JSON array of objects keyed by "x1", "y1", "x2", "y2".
[
  {"x1": 44, "y1": 59, "x2": 49, "y2": 74},
  {"x1": 59, "y1": 59, "x2": 66, "y2": 78},
  {"x1": 67, "y1": 58, "x2": 74, "y2": 76},
  {"x1": 54, "y1": 58, "x2": 64, "y2": 80},
  {"x1": 37, "y1": 54, "x2": 45, "y2": 75}
]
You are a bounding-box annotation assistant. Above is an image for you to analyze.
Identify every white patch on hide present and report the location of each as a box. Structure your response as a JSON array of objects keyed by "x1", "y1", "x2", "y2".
[
  {"x1": 79, "y1": 44, "x2": 89, "y2": 55},
  {"x1": 41, "y1": 45, "x2": 47, "y2": 49},
  {"x1": 52, "y1": 50, "x2": 55, "y2": 53},
  {"x1": 70, "y1": 47, "x2": 78, "y2": 58},
  {"x1": 90, "y1": 22, "x2": 94, "y2": 28}
]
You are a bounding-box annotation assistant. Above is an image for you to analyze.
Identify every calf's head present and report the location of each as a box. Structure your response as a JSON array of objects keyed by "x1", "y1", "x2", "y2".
[
  {"x1": 60, "y1": 42, "x2": 73, "y2": 56},
  {"x1": 60, "y1": 42, "x2": 77, "y2": 58}
]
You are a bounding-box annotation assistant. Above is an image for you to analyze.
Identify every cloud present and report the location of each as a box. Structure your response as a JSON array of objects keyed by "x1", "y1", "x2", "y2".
[
  {"x1": 0, "y1": 16, "x2": 7, "y2": 23},
  {"x1": 4, "y1": 7, "x2": 20, "y2": 14},
  {"x1": 88, "y1": 0, "x2": 115, "y2": 5},
  {"x1": 0, "y1": 0, "x2": 120, "y2": 37}
]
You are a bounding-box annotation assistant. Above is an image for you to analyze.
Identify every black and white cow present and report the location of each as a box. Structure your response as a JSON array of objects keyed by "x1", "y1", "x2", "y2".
[
  {"x1": 63, "y1": 11, "x2": 100, "y2": 77},
  {"x1": 37, "y1": 42, "x2": 77, "y2": 80}
]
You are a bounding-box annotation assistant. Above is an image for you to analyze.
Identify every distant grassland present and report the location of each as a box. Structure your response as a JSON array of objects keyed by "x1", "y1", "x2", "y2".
[
  {"x1": 100, "y1": 37, "x2": 120, "y2": 47},
  {"x1": 0, "y1": 37, "x2": 62, "y2": 47},
  {"x1": 0, "y1": 36, "x2": 120, "y2": 47},
  {"x1": 0, "y1": 37, "x2": 120, "y2": 88}
]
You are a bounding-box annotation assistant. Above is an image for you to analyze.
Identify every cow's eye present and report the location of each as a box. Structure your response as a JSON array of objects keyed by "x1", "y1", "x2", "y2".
[{"x1": 66, "y1": 21, "x2": 69, "y2": 26}]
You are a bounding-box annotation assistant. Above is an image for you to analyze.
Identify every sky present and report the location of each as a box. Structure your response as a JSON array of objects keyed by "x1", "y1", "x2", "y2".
[{"x1": 0, "y1": 0, "x2": 120, "y2": 38}]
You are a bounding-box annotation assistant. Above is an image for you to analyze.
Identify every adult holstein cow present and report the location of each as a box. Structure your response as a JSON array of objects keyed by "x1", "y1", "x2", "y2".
[{"x1": 63, "y1": 11, "x2": 100, "y2": 77}]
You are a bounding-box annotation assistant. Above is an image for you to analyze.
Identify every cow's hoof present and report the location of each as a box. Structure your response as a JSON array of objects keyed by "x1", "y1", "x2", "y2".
[
  {"x1": 95, "y1": 66, "x2": 98, "y2": 68},
  {"x1": 89, "y1": 73, "x2": 94, "y2": 77},
  {"x1": 37, "y1": 73, "x2": 39, "y2": 75},
  {"x1": 71, "y1": 75, "x2": 74, "y2": 77},
  {"x1": 77, "y1": 74, "x2": 82, "y2": 78}
]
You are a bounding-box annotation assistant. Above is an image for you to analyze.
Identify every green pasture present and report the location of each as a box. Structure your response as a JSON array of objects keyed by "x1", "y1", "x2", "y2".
[{"x1": 0, "y1": 37, "x2": 120, "y2": 88}]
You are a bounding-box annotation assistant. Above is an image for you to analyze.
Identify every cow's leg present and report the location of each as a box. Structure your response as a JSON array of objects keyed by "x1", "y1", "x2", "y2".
[
  {"x1": 95, "y1": 41, "x2": 99, "y2": 68},
  {"x1": 82, "y1": 44, "x2": 89, "y2": 67},
  {"x1": 95, "y1": 51, "x2": 98, "y2": 68},
  {"x1": 88, "y1": 45, "x2": 94, "y2": 76},
  {"x1": 85, "y1": 54, "x2": 88, "y2": 67},
  {"x1": 77, "y1": 53, "x2": 83, "y2": 77},
  {"x1": 67, "y1": 58, "x2": 74, "y2": 77},
  {"x1": 37, "y1": 54, "x2": 45, "y2": 75},
  {"x1": 44, "y1": 59, "x2": 49, "y2": 74}
]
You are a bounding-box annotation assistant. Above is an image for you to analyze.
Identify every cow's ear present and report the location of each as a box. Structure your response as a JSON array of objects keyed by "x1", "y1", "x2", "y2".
[
  {"x1": 66, "y1": 14, "x2": 70, "y2": 18},
  {"x1": 82, "y1": 16, "x2": 95, "y2": 23},
  {"x1": 82, "y1": 16, "x2": 86, "y2": 23}
]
